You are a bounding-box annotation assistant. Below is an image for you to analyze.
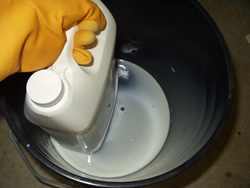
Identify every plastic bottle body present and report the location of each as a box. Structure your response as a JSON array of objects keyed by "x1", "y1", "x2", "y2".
[{"x1": 24, "y1": 0, "x2": 117, "y2": 153}]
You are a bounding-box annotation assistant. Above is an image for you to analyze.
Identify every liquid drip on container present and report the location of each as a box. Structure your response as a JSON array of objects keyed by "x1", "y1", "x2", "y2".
[{"x1": 51, "y1": 59, "x2": 170, "y2": 178}]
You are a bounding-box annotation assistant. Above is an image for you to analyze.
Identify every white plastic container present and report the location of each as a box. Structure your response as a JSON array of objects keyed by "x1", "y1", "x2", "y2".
[{"x1": 24, "y1": 0, "x2": 117, "y2": 153}]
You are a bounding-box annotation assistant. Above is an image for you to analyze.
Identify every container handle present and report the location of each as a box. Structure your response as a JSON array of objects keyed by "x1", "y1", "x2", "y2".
[{"x1": 9, "y1": 130, "x2": 77, "y2": 188}]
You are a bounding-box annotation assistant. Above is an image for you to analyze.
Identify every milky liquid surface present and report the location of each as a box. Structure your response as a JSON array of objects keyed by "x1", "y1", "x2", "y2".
[{"x1": 51, "y1": 59, "x2": 170, "y2": 178}]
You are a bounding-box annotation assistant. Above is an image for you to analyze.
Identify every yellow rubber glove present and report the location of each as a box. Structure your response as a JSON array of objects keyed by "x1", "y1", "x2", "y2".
[
  {"x1": 0, "y1": 0, "x2": 106, "y2": 81},
  {"x1": 73, "y1": 20, "x2": 100, "y2": 65}
]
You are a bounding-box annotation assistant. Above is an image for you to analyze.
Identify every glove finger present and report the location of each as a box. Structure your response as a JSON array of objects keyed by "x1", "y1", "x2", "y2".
[
  {"x1": 78, "y1": 1, "x2": 106, "y2": 31},
  {"x1": 74, "y1": 30, "x2": 96, "y2": 48},
  {"x1": 78, "y1": 20, "x2": 99, "y2": 32},
  {"x1": 56, "y1": 0, "x2": 106, "y2": 31},
  {"x1": 73, "y1": 47, "x2": 92, "y2": 65}
]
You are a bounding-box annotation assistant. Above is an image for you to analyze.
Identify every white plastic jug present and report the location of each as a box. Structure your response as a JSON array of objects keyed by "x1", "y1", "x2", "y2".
[{"x1": 24, "y1": 0, "x2": 117, "y2": 153}]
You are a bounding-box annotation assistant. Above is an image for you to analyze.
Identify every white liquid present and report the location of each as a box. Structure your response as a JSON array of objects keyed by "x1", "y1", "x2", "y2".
[{"x1": 51, "y1": 59, "x2": 170, "y2": 178}]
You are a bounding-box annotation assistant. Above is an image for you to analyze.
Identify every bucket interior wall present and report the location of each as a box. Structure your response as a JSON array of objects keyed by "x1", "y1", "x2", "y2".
[{"x1": 0, "y1": 0, "x2": 233, "y2": 186}]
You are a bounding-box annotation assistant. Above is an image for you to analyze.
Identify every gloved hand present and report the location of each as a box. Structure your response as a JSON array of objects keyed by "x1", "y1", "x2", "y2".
[{"x1": 0, "y1": 0, "x2": 106, "y2": 81}]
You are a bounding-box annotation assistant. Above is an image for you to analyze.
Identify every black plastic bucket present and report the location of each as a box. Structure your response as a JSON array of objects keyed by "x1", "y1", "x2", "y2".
[{"x1": 0, "y1": 0, "x2": 233, "y2": 187}]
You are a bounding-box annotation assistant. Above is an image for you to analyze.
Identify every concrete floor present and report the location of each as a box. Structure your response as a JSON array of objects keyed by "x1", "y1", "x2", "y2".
[{"x1": 0, "y1": 0, "x2": 249, "y2": 187}]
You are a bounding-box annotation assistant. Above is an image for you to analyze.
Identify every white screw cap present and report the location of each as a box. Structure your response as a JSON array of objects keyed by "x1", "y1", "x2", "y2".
[{"x1": 26, "y1": 70, "x2": 64, "y2": 106}]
